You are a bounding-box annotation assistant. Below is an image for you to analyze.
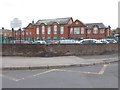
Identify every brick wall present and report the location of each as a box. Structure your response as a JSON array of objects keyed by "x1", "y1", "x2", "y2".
[{"x1": 2, "y1": 44, "x2": 118, "y2": 57}]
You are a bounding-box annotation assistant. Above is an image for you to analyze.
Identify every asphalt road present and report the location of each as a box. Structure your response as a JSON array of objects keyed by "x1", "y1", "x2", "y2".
[{"x1": 2, "y1": 62, "x2": 118, "y2": 88}]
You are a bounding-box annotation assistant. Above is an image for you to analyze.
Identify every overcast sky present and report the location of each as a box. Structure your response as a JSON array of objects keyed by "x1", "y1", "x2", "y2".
[{"x1": 0, "y1": 0, "x2": 119, "y2": 29}]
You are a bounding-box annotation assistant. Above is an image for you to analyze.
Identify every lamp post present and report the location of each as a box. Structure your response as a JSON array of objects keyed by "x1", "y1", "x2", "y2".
[
  {"x1": 12, "y1": 28, "x2": 14, "y2": 44},
  {"x1": 19, "y1": 28, "x2": 22, "y2": 44}
]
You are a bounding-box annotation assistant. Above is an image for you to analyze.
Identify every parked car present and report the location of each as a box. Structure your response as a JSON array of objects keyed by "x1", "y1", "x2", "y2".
[
  {"x1": 60, "y1": 39, "x2": 79, "y2": 44},
  {"x1": 11, "y1": 40, "x2": 30, "y2": 44},
  {"x1": 104, "y1": 39, "x2": 117, "y2": 43},
  {"x1": 46, "y1": 40, "x2": 60, "y2": 44},
  {"x1": 79, "y1": 39, "x2": 102, "y2": 44},
  {"x1": 32, "y1": 40, "x2": 46, "y2": 44},
  {"x1": 99, "y1": 39, "x2": 110, "y2": 44}
]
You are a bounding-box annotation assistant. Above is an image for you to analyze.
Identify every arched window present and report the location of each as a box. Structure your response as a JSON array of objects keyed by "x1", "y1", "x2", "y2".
[
  {"x1": 42, "y1": 25, "x2": 45, "y2": 34},
  {"x1": 93, "y1": 27, "x2": 98, "y2": 34},
  {"x1": 54, "y1": 25, "x2": 57, "y2": 34},
  {"x1": 87, "y1": 29, "x2": 91, "y2": 34},
  {"x1": 36, "y1": 27, "x2": 39, "y2": 35},
  {"x1": 47, "y1": 26, "x2": 51, "y2": 34},
  {"x1": 60, "y1": 26, "x2": 64, "y2": 34}
]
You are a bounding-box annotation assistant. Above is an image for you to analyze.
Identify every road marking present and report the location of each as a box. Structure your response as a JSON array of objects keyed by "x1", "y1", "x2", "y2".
[
  {"x1": 1, "y1": 64, "x2": 109, "y2": 82},
  {"x1": 1, "y1": 74, "x2": 19, "y2": 82},
  {"x1": 32, "y1": 69, "x2": 57, "y2": 77},
  {"x1": 1, "y1": 69, "x2": 57, "y2": 82},
  {"x1": 98, "y1": 64, "x2": 109, "y2": 75},
  {"x1": 55, "y1": 64, "x2": 109, "y2": 75},
  {"x1": 3, "y1": 69, "x2": 58, "y2": 82},
  {"x1": 56, "y1": 69, "x2": 99, "y2": 75}
]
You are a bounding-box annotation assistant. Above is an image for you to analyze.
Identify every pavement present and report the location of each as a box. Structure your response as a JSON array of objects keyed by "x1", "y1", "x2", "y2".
[{"x1": 1, "y1": 53, "x2": 119, "y2": 70}]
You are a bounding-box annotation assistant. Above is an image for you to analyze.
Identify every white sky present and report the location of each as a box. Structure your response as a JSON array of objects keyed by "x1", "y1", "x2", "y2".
[{"x1": 0, "y1": 0, "x2": 119, "y2": 29}]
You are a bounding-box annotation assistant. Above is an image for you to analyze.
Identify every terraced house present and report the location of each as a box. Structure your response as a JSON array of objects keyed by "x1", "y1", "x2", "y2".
[{"x1": 1, "y1": 17, "x2": 112, "y2": 42}]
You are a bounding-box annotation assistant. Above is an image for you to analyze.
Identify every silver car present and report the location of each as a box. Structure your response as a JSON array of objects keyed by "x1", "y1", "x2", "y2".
[{"x1": 79, "y1": 39, "x2": 102, "y2": 44}]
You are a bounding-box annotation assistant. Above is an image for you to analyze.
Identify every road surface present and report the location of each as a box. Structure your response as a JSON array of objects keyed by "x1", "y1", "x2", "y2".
[{"x1": 2, "y1": 62, "x2": 118, "y2": 88}]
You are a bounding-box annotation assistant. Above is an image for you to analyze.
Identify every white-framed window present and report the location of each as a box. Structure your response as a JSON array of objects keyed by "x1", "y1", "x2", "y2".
[
  {"x1": 29, "y1": 32, "x2": 32, "y2": 35},
  {"x1": 36, "y1": 27, "x2": 39, "y2": 35},
  {"x1": 93, "y1": 27, "x2": 98, "y2": 34},
  {"x1": 60, "y1": 26, "x2": 64, "y2": 34},
  {"x1": 100, "y1": 29, "x2": 104, "y2": 34},
  {"x1": 54, "y1": 25, "x2": 57, "y2": 34},
  {"x1": 42, "y1": 25, "x2": 45, "y2": 34},
  {"x1": 70, "y1": 28, "x2": 73, "y2": 34},
  {"x1": 87, "y1": 30, "x2": 91, "y2": 34},
  {"x1": 47, "y1": 26, "x2": 51, "y2": 34},
  {"x1": 26, "y1": 32, "x2": 28, "y2": 35},
  {"x1": 81, "y1": 27, "x2": 85, "y2": 34},
  {"x1": 74, "y1": 27, "x2": 80, "y2": 34}
]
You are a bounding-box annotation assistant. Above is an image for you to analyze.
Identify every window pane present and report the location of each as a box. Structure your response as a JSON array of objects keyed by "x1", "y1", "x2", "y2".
[
  {"x1": 54, "y1": 25, "x2": 57, "y2": 34},
  {"x1": 30, "y1": 32, "x2": 32, "y2": 35},
  {"x1": 26, "y1": 32, "x2": 28, "y2": 35},
  {"x1": 70, "y1": 28, "x2": 73, "y2": 34},
  {"x1": 74, "y1": 27, "x2": 80, "y2": 34},
  {"x1": 93, "y1": 27, "x2": 98, "y2": 34},
  {"x1": 87, "y1": 30, "x2": 91, "y2": 34},
  {"x1": 36, "y1": 27, "x2": 39, "y2": 35},
  {"x1": 81, "y1": 27, "x2": 84, "y2": 34},
  {"x1": 60, "y1": 26, "x2": 64, "y2": 34},
  {"x1": 47, "y1": 26, "x2": 51, "y2": 34},
  {"x1": 42, "y1": 26, "x2": 45, "y2": 34}
]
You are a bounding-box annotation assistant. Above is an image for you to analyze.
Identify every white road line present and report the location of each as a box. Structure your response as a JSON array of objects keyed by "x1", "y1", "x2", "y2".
[
  {"x1": 32, "y1": 69, "x2": 57, "y2": 77},
  {"x1": 12, "y1": 69, "x2": 58, "y2": 82},
  {"x1": 56, "y1": 69, "x2": 99, "y2": 75},
  {"x1": 1, "y1": 64, "x2": 109, "y2": 82},
  {"x1": 2, "y1": 74, "x2": 19, "y2": 82},
  {"x1": 1, "y1": 69, "x2": 58, "y2": 82}
]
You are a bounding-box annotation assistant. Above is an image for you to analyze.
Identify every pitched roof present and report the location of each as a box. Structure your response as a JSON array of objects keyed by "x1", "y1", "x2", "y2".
[
  {"x1": 35, "y1": 17, "x2": 73, "y2": 25},
  {"x1": 86, "y1": 23, "x2": 106, "y2": 29},
  {"x1": 23, "y1": 23, "x2": 34, "y2": 29}
]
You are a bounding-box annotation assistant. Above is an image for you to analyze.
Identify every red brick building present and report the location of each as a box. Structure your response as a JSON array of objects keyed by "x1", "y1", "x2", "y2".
[
  {"x1": 21, "y1": 17, "x2": 111, "y2": 41},
  {"x1": 1, "y1": 17, "x2": 112, "y2": 41}
]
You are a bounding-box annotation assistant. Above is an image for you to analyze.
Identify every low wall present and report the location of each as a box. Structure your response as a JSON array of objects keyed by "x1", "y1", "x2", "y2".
[{"x1": 2, "y1": 44, "x2": 118, "y2": 57}]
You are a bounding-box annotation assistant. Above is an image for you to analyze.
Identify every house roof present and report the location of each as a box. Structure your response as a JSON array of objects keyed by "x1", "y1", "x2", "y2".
[
  {"x1": 35, "y1": 17, "x2": 73, "y2": 25},
  {"x1": 23, "y1": 23, "x2": 34, "y2": 29},
  {"x1": 86, "y1": 23, "x2": 106, "y2": 29},
  {"x1": 0, "y1": 29, "x2": 12, "y2": 32}
]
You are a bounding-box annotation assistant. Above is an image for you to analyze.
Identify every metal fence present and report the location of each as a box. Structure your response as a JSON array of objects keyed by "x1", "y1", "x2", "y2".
[{"x1": 1, "y1": 35, "x2": 119, "y2": 44}]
